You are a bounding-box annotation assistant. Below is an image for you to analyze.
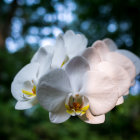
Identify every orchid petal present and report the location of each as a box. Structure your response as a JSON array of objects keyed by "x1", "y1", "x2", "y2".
[
  {"x1": 15, "y1": 97, "x2": 37, "y2": 110},
  {"x1": 92, "y1": 40, "x2": 136, "y2": 83},
  {"x1": 11, "y1": 63, "x2": 39, "y2": 101},
  {"x1": 96, "y1": 61, "x2": 131, "y2": 97},
  {"x1": 51, "y1": 35, "x2": 66, "y2": 68},
  {"x1": 84, "y1": 61, "x2": 130, "y2": 115},
  {"x1": 105, "y1": 52, "x2": 136, "y2": 83},
  {"x1": 37, "y1": 54, "x2": 52, "y2": 78},
  {"x1": 49, "y1": 109, "x2": 70, "y2": 123},
  {"x1": 116, "y1": 96, "x2": 124, "y2": 106},
  {"x1": 79, "y1": 110, "x2": 105, "y2": 124},
  {"x1": 92, "y1": 40, "x2": 110, "y2": 59},
  {"x1": 82, "y1": 47, "x2": 101, "y2": 69},
  {"x1": 31, "y1": 46, "x2": 53, "y2": 78},
  {"x1": 65, "y1": 56, "x2": 90, "y2": 92},
  {"x1": 116, "y1": 50, "x2": 140, "y2": 75},
  {"x1": 63, "y1": 30, "x2": 88, "y2": 58},
  {"x1": 31, "y1": 46, "x2": 48, "y2": 63},
  {"x1": 43, "y1": 45, "x2": 54, "y2": 55},
  {"x1": 103, "y1": 38, "x2": 118, "y2": 51},
  {"x1": 37, "y1": 69, "x2": 72, "y2": 112}
]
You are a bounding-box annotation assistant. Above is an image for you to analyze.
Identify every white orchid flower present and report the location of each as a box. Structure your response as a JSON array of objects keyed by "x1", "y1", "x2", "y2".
[
  {"x1": 82, "y1": 39, "x2": 139, "y2": 106},
  {"x1": 11, "y1": 30, "x2": 87, "y2": 110},
  {"x1": 32, "y1": 30, "x2": 87, "y2": 69},
  {"x1": 11, "y1": 46, "x2": 52, "y2": 110},
  {"x1": 51, "y1": 30, "x2": 88, "y2": 68},
  {"x1": 37, "y1": 56, "x2": 130, "y2": 124}
]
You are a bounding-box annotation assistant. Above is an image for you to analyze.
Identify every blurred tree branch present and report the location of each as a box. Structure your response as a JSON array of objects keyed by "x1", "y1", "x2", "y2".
[{"x1": 0, "y1": 0, "x2": 17, "y2": 49}]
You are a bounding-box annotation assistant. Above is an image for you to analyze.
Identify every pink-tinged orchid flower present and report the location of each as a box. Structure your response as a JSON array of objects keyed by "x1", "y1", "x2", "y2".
[
  {"x1": 37, "y1": 56, "x2": 130, "y2": 124},
  {"x1": 82, "y1": 39, "x2": 140, "y2": 106}
]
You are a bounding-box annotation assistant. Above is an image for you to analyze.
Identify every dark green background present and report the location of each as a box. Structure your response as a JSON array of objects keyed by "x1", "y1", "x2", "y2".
[{"x1": 0, "y1": 0, "x2": 140, "y2": 139}]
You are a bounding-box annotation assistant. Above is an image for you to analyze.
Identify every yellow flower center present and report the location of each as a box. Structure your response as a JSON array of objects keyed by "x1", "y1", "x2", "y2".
[{"x1": 65, "y1": 94, "x2": 89, "y2": 116}]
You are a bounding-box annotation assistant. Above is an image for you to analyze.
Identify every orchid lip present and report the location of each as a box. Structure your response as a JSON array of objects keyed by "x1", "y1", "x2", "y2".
[
  {"x1": 22, "y1": 80, "x2": 36, "y2": 97},
  {"x1": 65, "y1": 93, "x2": 89, "y2": 116}
]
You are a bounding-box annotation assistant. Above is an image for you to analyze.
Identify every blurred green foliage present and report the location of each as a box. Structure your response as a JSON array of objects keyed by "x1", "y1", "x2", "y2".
[{"x1": 0, "y1": 0, "x2": 140, "y2": 140}]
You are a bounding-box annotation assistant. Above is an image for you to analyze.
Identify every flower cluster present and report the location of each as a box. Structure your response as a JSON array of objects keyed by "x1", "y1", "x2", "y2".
[{"x1": 11, "y1": 30, "x2": 140, "y2": 124}]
